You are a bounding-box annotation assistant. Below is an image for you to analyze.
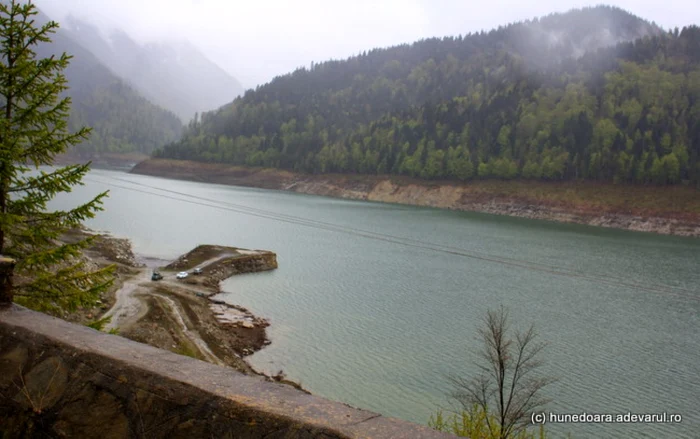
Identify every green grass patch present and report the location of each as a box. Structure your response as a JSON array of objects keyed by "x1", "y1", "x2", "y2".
[{"x1": 173, "y1": 341, "x2": 203, "y2": 360}]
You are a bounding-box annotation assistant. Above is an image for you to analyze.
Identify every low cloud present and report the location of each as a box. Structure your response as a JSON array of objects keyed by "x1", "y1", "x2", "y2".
[{"x1": 35, "y1": 0, "x2": 698, "y2": 88}]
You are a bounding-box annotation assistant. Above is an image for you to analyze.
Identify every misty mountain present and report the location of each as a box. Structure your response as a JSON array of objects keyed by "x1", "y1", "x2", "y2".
[
  {"x1": 157, "y1": 6, "x2": 700, "y2": 186},
  {"x1": 32, "y1": 10, "x2": 183, "y2": 157},
  {"x1": 63, "y1": 16, "x2": 244, "y2": 122},
  {"x1": 503, "y1": 5, "x2": 661, "y2": 67}
]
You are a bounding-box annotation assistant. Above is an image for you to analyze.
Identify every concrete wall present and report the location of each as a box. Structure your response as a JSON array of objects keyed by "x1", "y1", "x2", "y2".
[{"x1": 0, "y1": 305, "x2": 454, "y2": 438}]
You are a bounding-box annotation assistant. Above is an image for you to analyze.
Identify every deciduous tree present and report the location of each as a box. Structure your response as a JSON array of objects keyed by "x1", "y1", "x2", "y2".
[{"x1": 447, "y1": 307, "x2": 554, "y2": 439}]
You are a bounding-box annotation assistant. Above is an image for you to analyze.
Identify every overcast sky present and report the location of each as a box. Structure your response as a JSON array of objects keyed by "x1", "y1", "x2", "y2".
[{"x1": 36, "y1": 0, "x2": 699, "y2": 89}]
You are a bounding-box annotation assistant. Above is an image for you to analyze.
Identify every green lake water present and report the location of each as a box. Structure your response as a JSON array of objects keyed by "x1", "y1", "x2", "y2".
[{"x1": 51, "y1": 169, "x2": 700, "y2": 438}]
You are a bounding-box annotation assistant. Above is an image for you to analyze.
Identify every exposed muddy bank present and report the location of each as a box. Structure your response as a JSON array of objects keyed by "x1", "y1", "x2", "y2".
[
  {"x1": 59, "y1": 231, "x2": 280, "y2": 375},
  {"x1": 114, "y1": 245, "x2": 278, "y2": 374},
  {"x1": 132, "y1": 159, "x2": 700, "y2": 238}
]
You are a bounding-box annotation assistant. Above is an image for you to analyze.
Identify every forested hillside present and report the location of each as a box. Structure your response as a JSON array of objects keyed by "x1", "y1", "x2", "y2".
[
  {"x1": 156, "y1": 6, "x2": 700, "y2": 186},
  {"x1": 36, "y1": 10, "x2": 183, "y2": 156}
]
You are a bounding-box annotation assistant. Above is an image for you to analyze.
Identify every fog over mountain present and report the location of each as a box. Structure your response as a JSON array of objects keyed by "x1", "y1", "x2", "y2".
[
  {"x1": 31, "y1": 8, "x2": 183, "y2": 157},
  {"x1": 36, "y1": 0, "x2": 698, "y2": 88},
  {"x1": 156, "y1": 6, "x2": 700, "y2": 187},
  {"x1": 61, "y1": 16, "x2": 243, "y2": 121}
]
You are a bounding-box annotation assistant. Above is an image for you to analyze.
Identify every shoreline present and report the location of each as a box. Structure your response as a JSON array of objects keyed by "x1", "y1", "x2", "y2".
[
  {"x1": 62, "y1": 230, "x2": 295, "y2": 383},
  {"x1": 121, "y1": 245, "x2": 278, "y2": 372},
  {"x1": 131, "y1": 158, "x2": 700, "y2": 238},
  {"x1": 131, "y1": 245, "x2": 306, "y2": 389}
]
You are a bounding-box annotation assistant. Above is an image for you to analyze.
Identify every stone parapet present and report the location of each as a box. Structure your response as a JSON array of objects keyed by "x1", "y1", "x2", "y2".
[{"x1": 0, "y1": 305, "x2": 453, "y2": 438}]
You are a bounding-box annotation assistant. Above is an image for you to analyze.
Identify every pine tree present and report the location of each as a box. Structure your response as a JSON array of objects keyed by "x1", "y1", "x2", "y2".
[{"x1": 0, "y1": 1, "x2": 114, "y2": 311}]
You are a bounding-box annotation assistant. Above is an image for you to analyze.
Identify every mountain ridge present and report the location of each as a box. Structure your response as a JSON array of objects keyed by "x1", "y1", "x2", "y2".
[{"x1": 156, "y1": 6, "x2": 700, "y2": 187}]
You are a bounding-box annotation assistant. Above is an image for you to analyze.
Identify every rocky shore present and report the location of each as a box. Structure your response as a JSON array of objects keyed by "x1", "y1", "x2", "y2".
[
  {"x1": 60, "y1": 230, "x2": 283, "y2": 378},
  {"x1": 132, "y1": 158, "x2": 700, "y2": 238}
]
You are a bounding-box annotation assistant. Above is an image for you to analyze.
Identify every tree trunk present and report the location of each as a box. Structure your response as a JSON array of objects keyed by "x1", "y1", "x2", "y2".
[{"x1": 0, "y1": 256, "x2": 15, "y2": 306}]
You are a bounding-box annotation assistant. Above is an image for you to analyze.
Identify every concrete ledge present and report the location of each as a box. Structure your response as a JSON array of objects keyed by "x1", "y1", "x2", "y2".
[{"x1": 0, "y1": 305, "x2": 453, "y2": 438}]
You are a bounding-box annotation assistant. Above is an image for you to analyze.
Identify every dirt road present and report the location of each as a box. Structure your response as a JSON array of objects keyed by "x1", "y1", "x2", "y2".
[
  {"x1": 103, "y1": 254, "x2": 230, "y2": 331},
  {"x1": 99, "y1": 250, "x2": 273, "y2": 369},
  {"x1": 103, "y1": 269, "x2": 151, "y2": 332}
]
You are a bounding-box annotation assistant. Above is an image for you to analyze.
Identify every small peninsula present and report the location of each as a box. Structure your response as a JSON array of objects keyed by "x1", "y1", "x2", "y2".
[{"x1": 61, "y1": 229, "x2": 278, "y2": 375}]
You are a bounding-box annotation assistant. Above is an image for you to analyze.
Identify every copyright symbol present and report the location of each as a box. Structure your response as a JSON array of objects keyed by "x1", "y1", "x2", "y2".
[{"x1": 531, "y1": 412, "x2": 546, "y2": 425}]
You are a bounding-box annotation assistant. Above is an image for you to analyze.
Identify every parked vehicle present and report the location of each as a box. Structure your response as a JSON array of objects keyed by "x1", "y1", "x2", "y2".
[
  {"x1": 151, "y1": 271, "x2": 163, "y2": 281},
  {"x1": 176, "y1": 271, "x2": 188, "y2": 279},
  {"x1": 192, "y1": 267, "x2": 203, "y2": 275}
]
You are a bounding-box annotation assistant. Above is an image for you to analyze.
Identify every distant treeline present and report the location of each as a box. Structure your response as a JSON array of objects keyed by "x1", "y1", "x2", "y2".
[{"x1": 155, "y1": 7, "x2": 700, "y2": 186}]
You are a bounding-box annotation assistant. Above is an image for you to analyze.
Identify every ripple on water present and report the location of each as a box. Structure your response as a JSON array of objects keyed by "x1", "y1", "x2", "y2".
[{"x1": 50, "y1": 170, "x2": 699, "y2": 439}]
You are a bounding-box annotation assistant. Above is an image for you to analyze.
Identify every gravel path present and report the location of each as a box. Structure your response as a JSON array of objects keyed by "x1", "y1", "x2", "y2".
[
  {"x1": 100, "y1": 253, "x2": 243, "y2": 360},
  {"x1": 102, "y1": 269, "x2": 151, "y2": 332}
]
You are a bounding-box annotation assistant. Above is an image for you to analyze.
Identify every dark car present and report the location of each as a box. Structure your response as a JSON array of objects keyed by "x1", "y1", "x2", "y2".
[
  {"x1": 192, "y1": 267, "x2": 203, "y2": 275},
  {"x1": 151, "y1": 271, "x2": 163, "y2": 281}
]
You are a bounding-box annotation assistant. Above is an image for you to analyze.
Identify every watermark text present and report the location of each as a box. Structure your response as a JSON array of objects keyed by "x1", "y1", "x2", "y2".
[{"x1": 531, "y1": 411, "x2": 682, "y2": 425}]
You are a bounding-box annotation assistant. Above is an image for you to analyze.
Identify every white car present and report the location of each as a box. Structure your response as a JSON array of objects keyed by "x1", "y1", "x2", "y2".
[{"x1": 176, "y1": 271, "x2": 188, "y2": 279}]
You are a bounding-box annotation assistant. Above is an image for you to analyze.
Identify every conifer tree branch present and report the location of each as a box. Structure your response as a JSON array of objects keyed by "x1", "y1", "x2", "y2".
[{"x1": 0, "y1": 0, "x2": 114, "y2": 311}]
